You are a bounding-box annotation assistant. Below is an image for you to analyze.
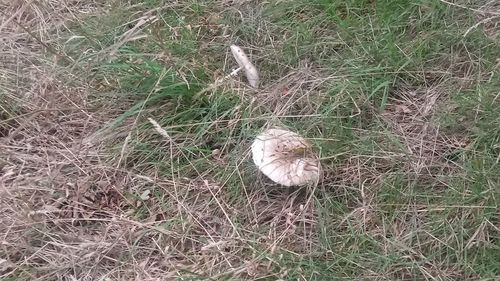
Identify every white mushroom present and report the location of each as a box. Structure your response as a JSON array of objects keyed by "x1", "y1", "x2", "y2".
[
  {"x1": 230, "y1": 44, "x2": 259, "y2": 88},
  {"x1": 251, "y1": 128, "x2": 321, "y2": 186}
]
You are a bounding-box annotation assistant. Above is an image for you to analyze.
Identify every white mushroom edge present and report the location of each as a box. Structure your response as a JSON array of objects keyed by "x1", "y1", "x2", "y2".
[{"x1": 251, "y1": 128, "x2": 321, "y2": 186}]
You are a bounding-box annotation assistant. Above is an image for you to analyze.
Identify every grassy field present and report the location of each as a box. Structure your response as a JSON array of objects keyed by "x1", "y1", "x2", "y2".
[{"x1": 1, "y1": 0, "x2": 499, "y2": 280}]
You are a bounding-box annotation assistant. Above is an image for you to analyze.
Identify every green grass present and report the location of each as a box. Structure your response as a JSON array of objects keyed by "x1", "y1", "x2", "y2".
[{"x1": 24, "y1": 0, "x2": 500, "y2": 279}]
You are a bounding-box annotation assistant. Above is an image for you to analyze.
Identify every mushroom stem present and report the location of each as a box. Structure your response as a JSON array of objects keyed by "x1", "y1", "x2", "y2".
[{"x1": 230, "y1": 44, "x2": 260, "y2": 88}]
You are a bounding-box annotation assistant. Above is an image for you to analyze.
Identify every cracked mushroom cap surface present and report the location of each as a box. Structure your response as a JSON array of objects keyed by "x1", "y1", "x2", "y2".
[{"x1": 251, "y1": 128, "x2": 321, "y2": 186}]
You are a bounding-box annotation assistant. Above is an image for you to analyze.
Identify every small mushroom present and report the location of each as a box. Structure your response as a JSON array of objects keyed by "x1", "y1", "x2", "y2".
[
  {"x1": 251, "y1": 128, "x2": 321, "y2": 186},
  {"x1": 230, "y1": 44, "x2": 259, "y2": 88}
]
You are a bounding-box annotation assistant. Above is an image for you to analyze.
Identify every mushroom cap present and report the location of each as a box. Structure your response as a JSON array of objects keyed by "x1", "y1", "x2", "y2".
[{"x1": 251, "y1": 128, "x2": 321, "y2": 186}]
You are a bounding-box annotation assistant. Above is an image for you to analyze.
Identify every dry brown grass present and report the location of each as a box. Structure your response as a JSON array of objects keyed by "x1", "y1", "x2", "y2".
[
  {"x1": 0, "y1": 1, "x2": 140, "y2": 279},
  {"x1": 0, "y1": 3, "x2": 321, "y2": 276},
  {"x1": 477, "y1": 1, "x2": 500, "y2": 39},
  {"x1": 382, "y1": 84, "x2": 470, "y2": 181}
]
